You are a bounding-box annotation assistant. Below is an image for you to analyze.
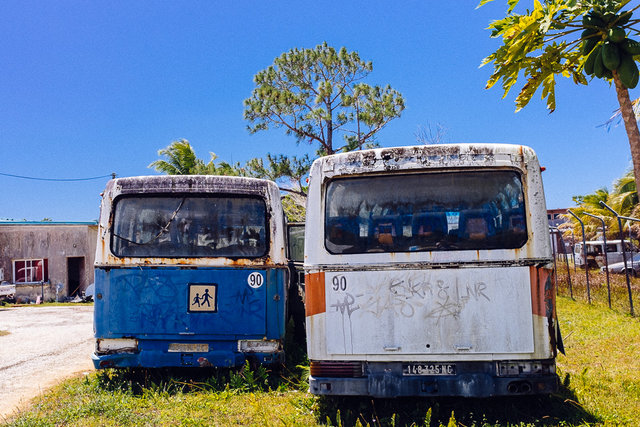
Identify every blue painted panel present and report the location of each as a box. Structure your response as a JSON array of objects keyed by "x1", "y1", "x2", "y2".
[{"x1": 95, "y1": 267, "x2": 284, "y2": 339}]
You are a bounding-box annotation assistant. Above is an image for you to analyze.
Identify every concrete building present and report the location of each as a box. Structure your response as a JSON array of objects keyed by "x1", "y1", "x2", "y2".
[
  {"x1": 0, "y1": 221, "x2": 97, "y2": 302},
  {"x1": 547, "y1": 208, "x2": 568, "y2": 228}
]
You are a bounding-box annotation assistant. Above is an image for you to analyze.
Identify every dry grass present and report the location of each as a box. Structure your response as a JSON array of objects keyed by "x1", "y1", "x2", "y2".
[{"x1": 554, "y1": 258, "x2": 640, "y2": 316}]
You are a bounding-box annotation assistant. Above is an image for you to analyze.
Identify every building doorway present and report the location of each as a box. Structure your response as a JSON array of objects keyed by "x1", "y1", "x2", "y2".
[{"x1": 67, "y1": 257, "x2": 84, "y2": 297}]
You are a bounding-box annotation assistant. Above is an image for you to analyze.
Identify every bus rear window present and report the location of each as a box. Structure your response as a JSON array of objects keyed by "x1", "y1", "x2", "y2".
[
  {"x1": 324, "y1": 171, "x2": 527, "y2": 254},
  {"x1": 111, "y1": 196, "x2": 267, "y2": 258}
]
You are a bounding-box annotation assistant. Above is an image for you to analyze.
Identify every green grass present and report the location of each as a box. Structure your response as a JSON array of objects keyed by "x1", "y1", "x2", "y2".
[
  {"x1": 3, "y1": 366, "x2": 317, "y2": 427},
  {"x1": 3, "y1": 296, "x2": 639, "y2": 426},
  {"x1": 554, "y1": 297, "x2": 640, "y2": 425}
]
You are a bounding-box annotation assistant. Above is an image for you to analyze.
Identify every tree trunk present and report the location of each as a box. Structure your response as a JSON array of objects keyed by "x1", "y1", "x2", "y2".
[
  {"x1": 613, "y1": 70, "x2": 640, "y2": 194},
  {"x1": 326, "y1": 117, "x2": 334, "y2": 155}
]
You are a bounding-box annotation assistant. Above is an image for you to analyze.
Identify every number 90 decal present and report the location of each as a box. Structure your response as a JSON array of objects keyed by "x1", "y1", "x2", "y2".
[
  {"x1": 247, "y1": 272, "x2": 264, "y2": 288},
  {"x1": 332, "y1": 275, "x2": 347, "y2": 291}
]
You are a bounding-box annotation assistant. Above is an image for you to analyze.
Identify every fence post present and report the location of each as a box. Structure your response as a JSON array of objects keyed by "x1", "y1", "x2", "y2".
[
  {"x1": 600, "y1": 202, "x2": 637, "y2": 317},
  {"x1": 559, "y1": 228, "x2": 573, "y2": 298},
  {"x1": 568, "y1": 210, "x2": 591, "y2": 304},
  {"x1": 572, "y1": 229, "x2": 577, "y2": 274},
  {"x1": 550, "y1": 227, "x2": 558, "y2": 292},
  {"x1": 583, "y1": 212, "x2": 612, "y2": 309}
]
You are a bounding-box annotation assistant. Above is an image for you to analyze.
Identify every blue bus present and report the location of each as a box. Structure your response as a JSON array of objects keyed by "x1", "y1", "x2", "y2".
[{"x1": 92, "y1": 175, "x2": 290, "y2": 369}]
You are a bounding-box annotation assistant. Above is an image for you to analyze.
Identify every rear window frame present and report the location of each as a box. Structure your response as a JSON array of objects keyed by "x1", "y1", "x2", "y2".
[
  {"x1": 322, "y1": 169, "x2": 529, "y2": 255},
  {"x1": 109, "y1": 193, "x2": 270, "y2": 259}
]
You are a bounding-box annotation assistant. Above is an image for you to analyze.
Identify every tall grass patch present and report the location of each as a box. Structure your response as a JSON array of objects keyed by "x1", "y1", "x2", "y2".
[
  {"x1": 556, "y1": 262, "x2": 640, "y2": 316},
  {"x1": 556, "y1": 296, "x2": 640, "y2": 425}
]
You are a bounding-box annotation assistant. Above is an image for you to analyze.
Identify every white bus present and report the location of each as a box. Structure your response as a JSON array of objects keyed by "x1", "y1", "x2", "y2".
[
  {"x1": 304, "y1": 144, "x2": 562, "y2": 397},
  {"x1": 573, "y1": 240, "x2": 636, "y2": 268}
]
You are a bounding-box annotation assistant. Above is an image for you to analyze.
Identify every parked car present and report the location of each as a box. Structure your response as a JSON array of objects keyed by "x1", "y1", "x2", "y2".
[{"x1": 601, "y1": 253, "x2": 640, "y2": 276}]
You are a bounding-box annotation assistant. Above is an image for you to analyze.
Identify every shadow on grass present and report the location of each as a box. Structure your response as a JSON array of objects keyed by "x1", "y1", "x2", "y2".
[{"x1": 315, "y1": 376, "x2": 598, "y2": 426}]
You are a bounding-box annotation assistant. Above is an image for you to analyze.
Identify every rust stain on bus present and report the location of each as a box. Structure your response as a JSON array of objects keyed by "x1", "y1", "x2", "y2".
[
  {"x1": 95, "y1": 175, "x2": 287, "y2": 269},
  {"x1": 100, "y1": 254, "x2": 276, "y2": 268},
  {"x1": 333, "y1": 144, "x2": 538, "y2": 176},
  {"x1": 530, "y1": 266, "x2": 552, "y2": 316},
  {"x1": 305, "y1": 271, "x2": 326, "y2": 317}
]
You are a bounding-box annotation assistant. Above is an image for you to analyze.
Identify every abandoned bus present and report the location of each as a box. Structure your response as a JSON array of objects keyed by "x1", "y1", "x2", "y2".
[
  {"x1": 92, "y1": 175, "x2": 289, "y2": 369},
  {"x1": 573, "y1": 240, "x2": 636, "y2": 268},
  {"x1": 304, "y1": 144, "x2": 562, "y2": 397}
]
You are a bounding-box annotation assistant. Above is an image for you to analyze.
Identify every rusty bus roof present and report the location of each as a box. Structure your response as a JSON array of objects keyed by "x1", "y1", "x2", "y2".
[
  {"x1": 311, "y1": 143, "x2": 537, "y2": 178},
  {"x1": 105, "y1": 175, "x2": 278, "y2": 197}
]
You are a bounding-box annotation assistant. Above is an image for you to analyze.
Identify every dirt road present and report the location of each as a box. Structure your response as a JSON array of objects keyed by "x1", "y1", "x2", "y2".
[{"x1": 0, "y1": 305, "x2": 94, "y2": 420}]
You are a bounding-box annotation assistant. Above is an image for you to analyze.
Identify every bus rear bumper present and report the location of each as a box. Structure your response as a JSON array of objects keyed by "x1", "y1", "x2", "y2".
[
  {"x1": 91, "y1": 341, "x2": 284, "y2": 369},
  {"x1": 310, "y1": 375, "x2": 558, "y2": 397},
  {"x1": 309, "y1": 361, "x2": 558, "y2": 398}
]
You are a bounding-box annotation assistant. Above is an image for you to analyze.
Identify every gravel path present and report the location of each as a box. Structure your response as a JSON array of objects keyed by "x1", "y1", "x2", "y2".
[{"x1": 0, "y1": 305, "x2": 94, "y2": 421}]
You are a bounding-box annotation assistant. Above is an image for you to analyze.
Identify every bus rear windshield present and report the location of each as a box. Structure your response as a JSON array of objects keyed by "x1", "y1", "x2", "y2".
[
  {"x1": 111, "y1": 195, "x2": 268, "y2": 258},
  {"x1": 325, "y1": 170, "x2": 527, "y2": 254}
]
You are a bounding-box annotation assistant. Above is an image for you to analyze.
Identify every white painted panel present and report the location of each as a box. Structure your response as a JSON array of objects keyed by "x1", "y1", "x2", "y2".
[{"x1": 324, "y1": 267, "x2": 533, "y2": 355}]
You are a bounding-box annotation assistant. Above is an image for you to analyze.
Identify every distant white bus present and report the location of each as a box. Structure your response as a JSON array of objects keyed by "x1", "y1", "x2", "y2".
[
  {"x1": 573, "y1": 240, "x2": 636, "y2": 268},
  {"x1": 303, "y1": 144, "x2": 561, "y2": 397},
  {"x1": 0, "y1": 282, "x2": 15, "y2": 300}
]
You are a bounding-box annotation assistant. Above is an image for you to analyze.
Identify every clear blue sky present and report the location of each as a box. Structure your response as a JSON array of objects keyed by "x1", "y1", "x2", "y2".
[{"x1": 0, "y1": 1, "x2": 635, "y2": 221}]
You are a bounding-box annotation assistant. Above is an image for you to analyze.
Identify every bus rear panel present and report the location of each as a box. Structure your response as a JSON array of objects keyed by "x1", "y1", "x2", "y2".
[
  {"x1": 92, "y1": 175, "x2": 288, "y2": 369},
  {"x1": 304, "y1": 144, "x2": 561, "y2": 397}
]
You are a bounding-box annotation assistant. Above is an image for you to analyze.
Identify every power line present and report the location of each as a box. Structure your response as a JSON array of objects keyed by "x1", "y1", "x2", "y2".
[{"x1": 0, "y1": 172, "x2": 116, "y2": 182}]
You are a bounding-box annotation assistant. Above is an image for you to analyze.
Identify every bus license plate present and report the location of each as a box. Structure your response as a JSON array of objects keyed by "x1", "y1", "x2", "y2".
[
  {"x1": 168, "y1": 343, "x2": 209, "y2": 353},
  {"x1": 403, "y1": 363, "x2": 456, "y2": 376}
]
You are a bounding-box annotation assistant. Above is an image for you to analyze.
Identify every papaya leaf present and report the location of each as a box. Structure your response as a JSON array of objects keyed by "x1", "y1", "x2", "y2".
[
  {"x1": 481, "y1": 0, "x2": 607, "y2": 113},
  {"x1": 477, "y1": 0, "x2": 520, "y2": 13},
  {"x1": 542, "y1": 73, "x2": 557, "y2": 112},
  {"x1": 476, "y1": 0, "x2": 496, "y2": 9}
]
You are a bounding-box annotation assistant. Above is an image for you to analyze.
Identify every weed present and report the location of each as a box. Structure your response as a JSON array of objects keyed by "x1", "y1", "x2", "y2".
[{"x1": 229, "y1": 361, "x2": 269, "y2": 392}]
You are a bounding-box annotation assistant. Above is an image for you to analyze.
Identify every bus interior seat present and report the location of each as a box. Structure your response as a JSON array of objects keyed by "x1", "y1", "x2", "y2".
[
  {"x1": 412, "y1": 212, "x2": 447, "y2": 241},
  {"x1": 508, "y1": 212, "x2": 526, "y2": 233},
  {"x1": 459, "y1": 210, "x2": 493, "y2": 241},
  {"x1": 372, "y1": 216, "x2": 398, "y2": 247},
  {"x1": 327, "y1": 217, "x2": 359, "y2": 247}
]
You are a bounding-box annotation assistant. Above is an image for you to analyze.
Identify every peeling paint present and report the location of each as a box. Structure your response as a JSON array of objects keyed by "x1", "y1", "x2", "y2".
[
  {"x1": 95, "y1": 175, "x2": 288, "y2": 267},
  {"x1": 304, "y1": 144, "x2": 557, "y2": 397},
  {"x1": 93, "y1": 175, "x2": 289, "y2": 369}
]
